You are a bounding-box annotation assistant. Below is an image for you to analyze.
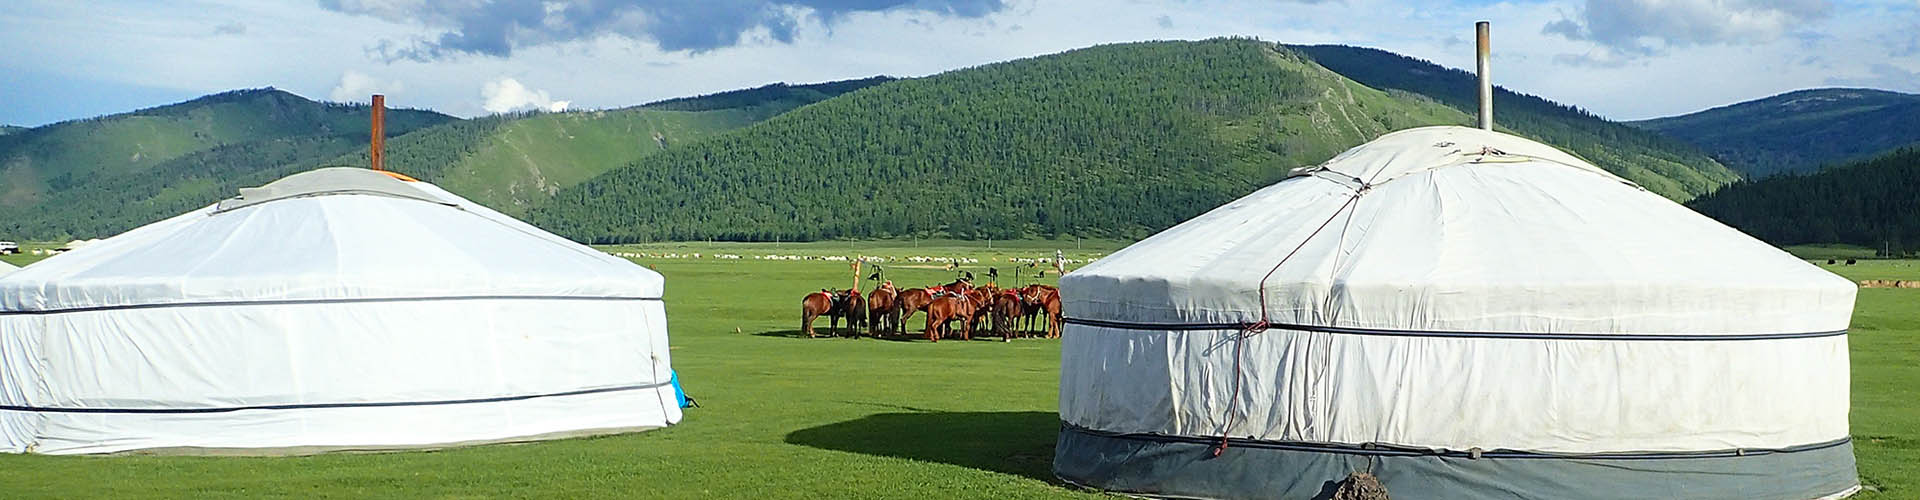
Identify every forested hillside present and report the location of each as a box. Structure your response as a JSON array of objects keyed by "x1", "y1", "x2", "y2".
[
  {"x1": 0, "y1": 88, "x2": 451, "y2": 208},
  {"x1": 0, "y1": 78, "x2": 882, "y2": 237},
  {"x1": 1631, "y1": 88, "x2": 1920, "y2": 178},
  {"x1": 1292, "y1": 45, "x2": 1740, "y2": 199},
  {"x1": 1689, "y1": 148, "x2": 1920, "y2": 256},
  {"x1": 534, "y1": 39, "x2": 1474, "y2": 242},
  {"x1": 533, "y1": 39, "x2": 1747, "y2": 243},
  {"x1": 322, "y1": 78, "x2": 891, "y2": 216},
  {"x1": 0, "y1": 136, "x2": 369, "y2": 238}
]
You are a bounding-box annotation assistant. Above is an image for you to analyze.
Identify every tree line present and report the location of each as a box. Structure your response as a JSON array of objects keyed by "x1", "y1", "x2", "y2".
[{"x1": 1688, "y1": 147, "x2": 1920, "y2": 256}]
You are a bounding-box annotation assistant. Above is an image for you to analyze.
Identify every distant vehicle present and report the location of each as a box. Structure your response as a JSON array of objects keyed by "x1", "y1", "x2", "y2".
[{"x1": 0, "y1": 241, "x2": 17, "y2": 255}]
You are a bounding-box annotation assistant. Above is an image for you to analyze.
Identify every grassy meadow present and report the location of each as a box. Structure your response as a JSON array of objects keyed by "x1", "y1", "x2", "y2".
[{"x1": 0, "y1": 241, "x2": 1913, "y2": 498}]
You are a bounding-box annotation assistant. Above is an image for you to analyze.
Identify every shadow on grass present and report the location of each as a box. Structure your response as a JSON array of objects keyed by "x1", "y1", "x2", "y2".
[
  {"x1": 754, "y1": 328, "x2": 860, "y2": 338},
  {"x1": 784, "y1": 411, "x2": 1060, "y2": 481},
  {"x1": 752, "y1": 329, "x2": 931, "y2": 342}
]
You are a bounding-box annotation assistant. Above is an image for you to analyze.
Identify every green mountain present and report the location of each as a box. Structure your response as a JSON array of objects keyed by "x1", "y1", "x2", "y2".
[
  {"x1": 0, "y1": 126, "x2": 24, "y2": 136},
  {"x1": 1631, "y1": 88, "x2": 1920, "y2": 178},
  {"x1": 1291, "y1": 45, "x2": 1740, "y2": 199},
  {"x1": 0, "y1": 79, "x2": 885, "y2": 238},
  {"x1": 532, "y1": 39, "x2": 1741, "y2": 243},
  {"x1": 0, "y1": 135, "x2": 371, "y2": 239},
  {"x1": 326, "y1": 78, "x2": 889, "y2": 216},
  {"x1": 0, "y1": 42, "x2": 1753, "y2": 244},
  {"x1": 0, "y1": 88, "x2": 452, "y2": 208},
  {"x1": 1688, "y1": 147, "x2": 1920, "y2": 255}
]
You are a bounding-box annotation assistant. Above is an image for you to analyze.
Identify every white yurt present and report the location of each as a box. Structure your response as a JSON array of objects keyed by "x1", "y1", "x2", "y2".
[
  {"x1": 0, "y1": 168, "x2": 679, "y2": 454},
  {"x1": 0, "y1": 261, "x2": 15, "y2": 275},
  {"x1": 1055, "y1": 126, "x2": 1857, "y2": 499}
]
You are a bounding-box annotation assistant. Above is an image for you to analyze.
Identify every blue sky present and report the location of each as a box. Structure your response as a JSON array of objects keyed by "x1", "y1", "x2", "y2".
[{"x1": 3, "y1": 0, "x2": 1916, "y2": 127}]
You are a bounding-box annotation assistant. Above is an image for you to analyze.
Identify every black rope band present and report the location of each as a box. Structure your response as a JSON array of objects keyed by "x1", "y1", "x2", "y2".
[
  {"x1": 0, "y1": 382, "x2": 671, "y2": 414},
  {"x1": 1062, "y1": 317, "x2": 1846, "y2": 341},
  {"x1": 0, "y1": 295, "x2": 663, "y2": 317}
]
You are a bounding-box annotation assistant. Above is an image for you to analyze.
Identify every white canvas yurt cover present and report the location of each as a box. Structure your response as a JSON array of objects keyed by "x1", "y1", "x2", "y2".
[
  {"x1": 1055, "y1": 127, "x2": 1857, "y2": 499},
  {"x1": 0, "y1": 168, "x2": 680, "y2": 454}
]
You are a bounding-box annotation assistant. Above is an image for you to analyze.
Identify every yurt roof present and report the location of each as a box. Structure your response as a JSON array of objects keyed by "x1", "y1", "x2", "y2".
[
  {"x1": 1061, "y1": 126, "x2": 1853, "y2": 336},
  {"x1": 1289, "y1": 126, "x2": 1630, "y2": 188},
  {"x1": 216, "y1": 167, "x2": 451, "y2": 212},
  {"x1": 0, "y1": 168, "x2": 661, "y2": 312}
]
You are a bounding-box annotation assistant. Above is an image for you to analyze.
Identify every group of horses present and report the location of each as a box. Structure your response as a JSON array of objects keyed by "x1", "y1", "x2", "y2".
[{"x1": 801, "y1": 280, "x2": 1061, "y2": 342}]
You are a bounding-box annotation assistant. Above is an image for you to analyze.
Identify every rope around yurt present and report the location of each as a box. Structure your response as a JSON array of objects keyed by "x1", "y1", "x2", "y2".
[{"x1": 1210, "y1": 191, "x2": 1363, "y2": 458}]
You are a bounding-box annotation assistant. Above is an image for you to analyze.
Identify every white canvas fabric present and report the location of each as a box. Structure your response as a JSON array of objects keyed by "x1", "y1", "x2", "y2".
[
  {"x1": 0, "y1": 261, "x2": 15, "y2": 275},
  {"x1": 1059, "y1": 126, "x2": 1854, "y2": 455},
  {"x1": 0, "y1": 168, "x2": 679, "y2": 454}
]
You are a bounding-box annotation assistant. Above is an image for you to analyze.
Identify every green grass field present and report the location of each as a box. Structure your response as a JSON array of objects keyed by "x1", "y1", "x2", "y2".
[{"x1": 0, "y1": 243, "x2": 1914, "y2": 498}]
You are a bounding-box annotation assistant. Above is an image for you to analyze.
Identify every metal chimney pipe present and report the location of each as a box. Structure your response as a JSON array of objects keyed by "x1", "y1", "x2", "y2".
[
  {"x1": 370, "y1": 94, "x2": 386, "y2": 171},
  {"x1": 1476, "y1": 21, "x2": 1493, "y2": 130}
]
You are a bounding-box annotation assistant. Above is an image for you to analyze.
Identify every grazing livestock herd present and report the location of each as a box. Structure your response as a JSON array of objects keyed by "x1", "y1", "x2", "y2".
[{"x1": 802, "y1": 280, "x2": 1061, "y2": 342}]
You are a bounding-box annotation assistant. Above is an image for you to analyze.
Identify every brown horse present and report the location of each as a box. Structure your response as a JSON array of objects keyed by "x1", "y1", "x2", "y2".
[
  {"x1": 867, "y1": 288, "x2": 900, "y2": 336},
  {"x1": 940, "y1": 278, "x2": 975, "y2": 295},
  {"x1": 1023, "y1": 285, "x2": 1062, "y2": 339},
  {"x1": 991, "y1": 290, "x2": 1028, "y2": 342},
  {"x1": 965, "y1": 287, "x2": 995, "y2": 338},
  {"x1": 838, "y1": 290, "x2": 866, "y2": 336},
  {"x1": 898, "y1": 288, "x2": 934, "y2": 326},
  {"x1": 802, "y1": 289, "x2": 864, "y2": 338},
  {"x1": 1012, "y1": 285, "x2": 1059, "y2": 338},
  {"x1": 1012, "y1": 285, "x2": 1044, "y2": 334},
  {"x1": 801, "y1": 291, "x2": 833, "y2": 338},
  {"x1": 925, "y1": 294, "x2": 978, "y2": 342}
]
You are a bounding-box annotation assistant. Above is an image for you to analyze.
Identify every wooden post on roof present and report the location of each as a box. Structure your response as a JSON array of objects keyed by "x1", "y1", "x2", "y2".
[{"x1": 370, "y1": 94, "x2": 386, "y2": 171}]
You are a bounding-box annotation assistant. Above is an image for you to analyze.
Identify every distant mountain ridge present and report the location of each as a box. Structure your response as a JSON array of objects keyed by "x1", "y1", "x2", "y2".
[
  {"x1": 0, "y1": 88, "x2": 452, "y2": 208},
  {"x1": 1631, "y1": 88, "x2": 1920, "y2": 178},
  {"x1": 640, "y1": 77, "x2": 895, "y2": 111},
  {"x1": 1291, "y1": 45, "x2": 1740, "y2": 199}
]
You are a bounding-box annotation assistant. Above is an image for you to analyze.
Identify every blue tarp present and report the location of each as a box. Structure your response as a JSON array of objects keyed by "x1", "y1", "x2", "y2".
[{"x1": 669, "y1": 370, "x2": 693, "y2": 408}]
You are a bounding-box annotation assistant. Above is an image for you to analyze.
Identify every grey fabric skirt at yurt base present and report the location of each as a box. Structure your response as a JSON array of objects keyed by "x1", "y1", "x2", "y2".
[{"x1": 1055, "y1": 424, "x2": 1860, "y2": 500}]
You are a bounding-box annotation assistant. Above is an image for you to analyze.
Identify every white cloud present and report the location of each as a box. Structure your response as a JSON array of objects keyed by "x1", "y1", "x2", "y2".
[
  {"x1": 328, "y1": 70, "x2": 403, "y2": 102},
  {"x1": 481, "y1": 77, "x2": 571, "y2": 113},
  {"x1": 1545, "y1": 0, "x2": 1833, "y2": 55},
  {"x1": 318, "y1": 0, "x2": 1011, "y2": 59},
  {"x1": 1826, "y1": 62, "x2": 1920, "y2": 93}
]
